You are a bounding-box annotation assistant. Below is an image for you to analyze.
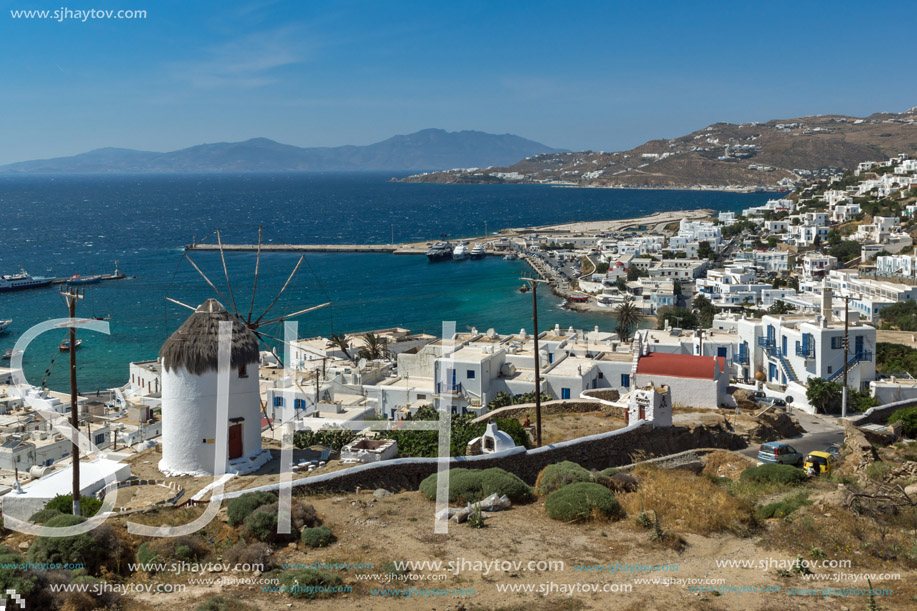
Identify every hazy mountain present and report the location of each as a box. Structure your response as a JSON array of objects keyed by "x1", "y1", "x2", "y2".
[
  {"x1": 401, "y1": 109, "x2": 917, "y2": 190},
  {"x1": 0, "y1": 129, "x2": 565, "y2": 174}
]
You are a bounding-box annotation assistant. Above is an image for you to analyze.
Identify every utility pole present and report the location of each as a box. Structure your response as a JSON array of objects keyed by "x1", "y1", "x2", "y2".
[
  {"x1": 841, "y1": 295, "x2": 849, "y2": 418},
  {"x1": 61, "y1": 286, "x2": 83, "y2": 516},
  {"x1": 520, "y1": 275, "x2": 548, "y2": 447}
]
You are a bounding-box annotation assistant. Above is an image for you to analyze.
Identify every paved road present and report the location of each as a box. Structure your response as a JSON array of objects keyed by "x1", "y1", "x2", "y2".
[{"x1": 737, "y1": 409, "x2": 846, "y2": 460}]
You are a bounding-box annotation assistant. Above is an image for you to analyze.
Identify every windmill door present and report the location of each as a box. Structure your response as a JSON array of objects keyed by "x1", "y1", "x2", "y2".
[{"x1": 228, "y1": 423, "x2": 243, "y2": 460}]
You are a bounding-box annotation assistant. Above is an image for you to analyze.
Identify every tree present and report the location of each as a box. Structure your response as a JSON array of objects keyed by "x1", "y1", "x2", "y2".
[
  {"x1": 697, "y1": 241, "x2": 713, "y2": 259},
  {"x1": 656, "y1": 306, "x2": 699, "y2": 330},
  {"x1": 357, "y1": 332, "x2": 390, "y2": 361},
  {"x1": 767, "y1": 301, "x2": 796, "y2": 315},
  {"x1": 672, "y1": 279, "x2": 682, "y2": 296},
  {"x1": 878, "y1": 300, "x2": 917, "y2": 331},
  {"x1": 329, "y1": 333, "x2": 353, "y2": 361},
  {"x1": 806, "y1": 378, "x2": 842, "y2": 414},
  {"x1": 615, "y1": 276, "x2": 627, "y2": 292},
  {"x1": 614, "y1": 297, "x2": 641, "y2": 343},
  {"x1": 692, "y1": 294, "x2": 717, "y2": 328},
  {"x1": 626, "y1": 266, "x2": 647, "y2": 281}
]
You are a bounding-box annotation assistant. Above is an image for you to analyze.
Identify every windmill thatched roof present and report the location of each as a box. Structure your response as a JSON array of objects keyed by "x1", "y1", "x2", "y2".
[{"x1": 160, "y1": 299, "x2": 260, "y2": 375}]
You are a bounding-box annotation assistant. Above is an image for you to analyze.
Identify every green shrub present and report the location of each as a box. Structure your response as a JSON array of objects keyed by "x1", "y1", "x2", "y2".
[
  {"x1": 756, "y1": 493, "x2": 811, "y2": 520},
  {"x1": 467, "y1": 506, "x2": 486, "y2": 529},
  {"x1": 226, "y1": 491, "x2": 277, "y2": 526},
  {"x1": 43, "y1": 494, "x2": 103, "y2": 517},
  {"x1": 740, "y1": 464, "x2": 807, "y2": 486},
  {"x1": 277, "y1": 568, "x2": 343, "y2": 599},
  {"x1": 136, "y1": 542, "x2": 161, "y2": 572},
  {"x1": 865, "y1": 461, "x2": 894, "y2": 481},
  {"x1": 27, "y1": 515, "x2": 107, "y2": 570},
  {"x1": 600, "y1": 468, "x2": 619, "y2": 477},
  {"x1": 418, "y1": 468, "x2": 533, "y2": 505},
  {"x1": 196, "y1": 595, "x2": 256, "y2": 611},
  {"x1": 544, "y1": 482, "x2": 623, "y2": 523},
  {"x1": 479, "y1": 468, "x2": 534, "y2": 503},
  {"x1": 301, "y1": 526, "x2": 334, "y2": 548},
  {"x1": 28, "y1": 508, "x2": 62, "y2": 524},
  {"x1": 888, "y1": 406, "x2": 917, "y2": 438},
  {"x1": 535, "y1": 461, "x2": 594, "y2": 496}
]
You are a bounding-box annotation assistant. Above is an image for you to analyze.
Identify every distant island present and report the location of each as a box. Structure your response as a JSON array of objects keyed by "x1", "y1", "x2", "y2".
[
  {"x1": 400, "y1": 108, "x2": 917, "y2": 191},
  {"x1": 0, "y1": 129, "x2": 565, "y2": 174}
]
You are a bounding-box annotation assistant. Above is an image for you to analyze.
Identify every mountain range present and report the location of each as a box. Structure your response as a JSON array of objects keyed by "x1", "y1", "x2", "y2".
[
  {"x1": 401, "y1": 109, "x2": 917, "y2": 190},
  {"x1": 0, "y1": 129, "x2": 565, "y2": 174}
]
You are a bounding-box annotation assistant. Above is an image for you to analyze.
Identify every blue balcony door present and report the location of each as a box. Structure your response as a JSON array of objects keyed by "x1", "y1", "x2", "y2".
[
  {"x1": 451, "y1": 368, "x2": 456, "y2": 389},
  {"x1": 561, "y1": 388, "x2": 571, "y2": 400},
  {"x1": 855, "y1": 335, "x2": 863, "y2": 356},
  {"x1": 768, "y1": 363, "x2": 777, "y2": 381},
  {"x1": 782, "y1": 336, "x2": 787, "y2": 357},
  {"x1": 767, "y1": 325, "x2": 775, "y2": 342}
]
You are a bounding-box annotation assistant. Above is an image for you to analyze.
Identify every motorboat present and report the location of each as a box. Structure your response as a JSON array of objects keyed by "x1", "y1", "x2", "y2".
[
  {"x1": 503, "y1": 252, "x2": 517, "y2": 261},
  {"x1": 452, "y1": 243, "x2": 469, "y2": 261},
  {"x1": 0, "y1": 268, "x2": 53, "y2": 292},
  {"x1": 0, "y1": 319, "x2": 10, "y2": 335},
  {"x1": 469, "y1": 243, "x2": 485, "y2": 259},
  {"x1": 1, "y1": 349, "x2": 23, "y2": 361},
  {"x1": 425, "y1": 242, "x2": 453, "y2": 262},
  {"x1": 59, "y1": 339, "x2": 83, "y2": 352},
  {"x1": 66, "y1": 274, "x2": 102, "y2": 285}
]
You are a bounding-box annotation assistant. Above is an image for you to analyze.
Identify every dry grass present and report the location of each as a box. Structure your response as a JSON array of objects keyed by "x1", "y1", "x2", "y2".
[
  {"x1": 621, "y1": 466, "x2": 756, "y2": 536},
  {"x1": 702, "y1": 451, "x2": 756, "y2": 480}
]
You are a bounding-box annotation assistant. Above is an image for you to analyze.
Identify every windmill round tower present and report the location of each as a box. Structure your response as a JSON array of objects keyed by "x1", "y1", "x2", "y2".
[{"x1": 158, "y1": 299, "x2": 264, "y2": 476}]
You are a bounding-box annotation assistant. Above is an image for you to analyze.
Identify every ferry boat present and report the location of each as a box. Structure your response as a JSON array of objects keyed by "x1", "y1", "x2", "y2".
[
  {"x1": 0, "y1": 268, "x2": 53, "y2": 292},
  {"x1": 452, "y1": 243, "x2": 469, "y2": 261},
  {"x1": 469, "y1": 243, "x2": 485, "y2": 259},
  {"x1": 66, "y1": 274, "x2": 102, "y2": 286},
  {"x1": 59, "y1": 339, "x2": 83, "y2": 352},
  {"x1": 425, "y1": 242, "x2": 453, "y2": 262},
  {"x1": 0, "y1": 319, "x2": 10, "y2": 335}
]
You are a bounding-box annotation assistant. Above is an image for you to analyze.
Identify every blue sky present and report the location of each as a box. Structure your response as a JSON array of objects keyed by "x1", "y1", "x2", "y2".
[{"x1": 0, "y1": 0, "x2": 915, "y2": 164}]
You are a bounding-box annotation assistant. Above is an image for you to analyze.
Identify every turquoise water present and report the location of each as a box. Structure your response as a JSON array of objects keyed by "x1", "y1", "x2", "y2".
[{"x1": 0, "y1": 173, "x2": 768, "y2": 391}]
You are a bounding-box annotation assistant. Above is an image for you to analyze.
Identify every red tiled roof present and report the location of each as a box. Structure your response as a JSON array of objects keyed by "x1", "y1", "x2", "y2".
[{"x1": 636, "y1": 352, "x2": 723, "y2": 380}]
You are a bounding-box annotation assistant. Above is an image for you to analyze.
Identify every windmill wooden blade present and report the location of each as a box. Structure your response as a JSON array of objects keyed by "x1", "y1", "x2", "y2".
[
  {"x1": 247, "y1": 225, "x2": 262, "y2": 324},
  {"x1": 252, "y1": 302, "x2": 331, "y2": 329},
  {"x1": 184, "y1": 253, "x2": 232, "y2": 306},
  {"x1": 216, "y1": 229, "x2": 241, "y2": 319},
  {"x1": 253, "y1": 255, "x2": 304, "y2": 325},
  {"x1": 164, "y1": 297, "x2": 197, "y2": 311}
]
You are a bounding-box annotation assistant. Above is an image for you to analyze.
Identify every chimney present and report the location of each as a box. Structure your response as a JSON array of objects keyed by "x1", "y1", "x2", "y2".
[{"x1": 821, "y1": 287, "x2": 833, "y2": 322}]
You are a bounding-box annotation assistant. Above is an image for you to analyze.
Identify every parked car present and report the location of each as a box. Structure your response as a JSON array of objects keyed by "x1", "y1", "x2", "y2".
[
  {"x1": 757, "y1": 442, "x2": 804, "y2": 466},
  {"x1": 824, "y1": 445, "x2": 841, "y2": 457},
  {"x1": 751, "y1": 390, "x2": 767, "y2": 399},
  {"x1": 756, "y1": 396, "x2": 786, "y2": 407},
  {"x1": 804, "y1": 451, "x2": 836, "y2": 476}
]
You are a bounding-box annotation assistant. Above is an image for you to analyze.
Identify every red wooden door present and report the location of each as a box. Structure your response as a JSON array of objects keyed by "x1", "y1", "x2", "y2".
[{"x1": 228, "y1": 423, "x2": 243, "y2": 459}]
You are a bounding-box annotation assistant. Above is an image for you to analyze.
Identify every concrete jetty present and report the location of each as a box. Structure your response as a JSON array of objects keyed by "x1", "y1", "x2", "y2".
[{"x1": 186, "y1": 243, "x2": 430, "y2": 255}]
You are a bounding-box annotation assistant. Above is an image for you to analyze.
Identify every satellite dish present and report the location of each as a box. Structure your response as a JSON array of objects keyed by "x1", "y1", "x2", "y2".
[{"x1": 358, "y1": 358, "x2": 368, "y2": 369}]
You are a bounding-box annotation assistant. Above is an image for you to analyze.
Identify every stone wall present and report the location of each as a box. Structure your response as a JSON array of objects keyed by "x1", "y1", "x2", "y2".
[
  {"x1": 848, "y1": 398, "x2": 917, "y2": 426},
  {"x1": 471, "y1": 399, "x2": 624, "y2": 423},
  {"x1": 213, "y1": 420, "x2": 745, "y2": 501}
]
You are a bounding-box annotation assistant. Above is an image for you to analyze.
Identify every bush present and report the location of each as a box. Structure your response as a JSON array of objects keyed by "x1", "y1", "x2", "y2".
[
  {"x1": 544, "y1": 482, "x2": 623, "y2": 523},
  {"x1": 865, "y1": 461, "x2": 894, "y2": 481},
  {"x1": 136, "y1": 542, "x2": 161, "y2": 572},
  {"x1": 740, "y1": 464, "x2": 807, "y2": 486},
  {"x1": 27, "y1": 515, "x2": 108, "y2": 571},
  {"x1": 277, "y1": 568, "x2": 343, "y2": 599},
  {"x1": 223, "y1": 541, "x2": 273, "y2": 569},
  {"x1": 196, "y1": 596, "x2": 256, "y2": 611},
  {"x1": 418, "y1": 468, "x2": 534, "y2": 505},
  {"x1": 43, "y1": 494, "x2": 103, "y2": 517},
  {"x1": 535, "y1": 461, "x2": 594, "y2": 496},
  {"x1": 888, "y1": 406, "x2": 917, "y2": 438},
  {"x1": 756, "y1": 493, "x2": 812, "y2": 520},
  {"x1": 28, "y1": 508, "x2": 63, "y2": 524},
  {"x1": 301, "y1": 526, "x2": 334, "y2": 548},
  {"x1": 226, "y1": 491, "x2": 277, "y2": 526}
]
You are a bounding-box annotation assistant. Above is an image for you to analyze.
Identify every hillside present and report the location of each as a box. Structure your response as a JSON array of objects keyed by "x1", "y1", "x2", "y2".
[
  {"x1": 401, "y1": 109, "x2": 917, "y2": 190},
  {"x1": 0, "y1": 129, "x2": 565, "y2": 174}
]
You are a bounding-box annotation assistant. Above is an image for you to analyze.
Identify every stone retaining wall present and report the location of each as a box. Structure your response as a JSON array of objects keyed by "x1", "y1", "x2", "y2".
[
  {"x1": 212, "y1": 420, "x2": 744, "y2": 502},
  {"x1": 848, "y1": 398, "x2": 917, "y2": 426}
]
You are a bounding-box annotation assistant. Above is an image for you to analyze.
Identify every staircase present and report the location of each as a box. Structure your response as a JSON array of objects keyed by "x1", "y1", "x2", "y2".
[{"x1": 826, "y1": 351, "x2": 873, "y2": 382}]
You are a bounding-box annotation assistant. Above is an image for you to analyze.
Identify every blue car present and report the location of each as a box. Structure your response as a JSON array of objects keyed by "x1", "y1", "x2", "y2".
[{"x1": 757, "y1": 442, "x2": 804, "y2": 467}]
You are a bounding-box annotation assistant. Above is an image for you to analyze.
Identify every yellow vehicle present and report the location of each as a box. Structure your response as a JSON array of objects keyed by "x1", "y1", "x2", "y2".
[{"x1": 804, "y1": 451, "x2": 835, "y2": 476}]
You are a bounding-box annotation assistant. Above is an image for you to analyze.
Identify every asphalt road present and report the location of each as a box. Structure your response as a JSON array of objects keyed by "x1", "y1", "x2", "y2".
[{"x1": 737, "y1": 409, "x2": 846, "y2": 461}]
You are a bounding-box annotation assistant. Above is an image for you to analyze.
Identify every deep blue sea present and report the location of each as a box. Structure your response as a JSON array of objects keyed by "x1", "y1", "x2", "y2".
[{"x1": 0, "y1": 173, "x2": 768, "y2": 391}]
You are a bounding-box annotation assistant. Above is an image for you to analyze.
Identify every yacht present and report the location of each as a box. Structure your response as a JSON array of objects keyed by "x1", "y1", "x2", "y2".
[
  {"x1": 425, "y1": 242, "x2": 453, "y2": 262},
  {"x1": 0, "y1": 319, "x2": 10, "y2": 335},
  {"x1": 503, "y1": 252, "x2": 518, "y2": 261},
  {"x1": 59, "y1": 339, "x2": 83, "y2": 352},
  {"x1": 0, "y1": 268, "x2": 53, "y2": 292},
  {"x1": 469, "y1": 243, "x2": 485, "y2": 259},
  {"x1": 66, "y1": 274, "x2": 102, "y2": 286},
  {"x1": 452, "y1": 243, "x2": 469, "y2": 261}
]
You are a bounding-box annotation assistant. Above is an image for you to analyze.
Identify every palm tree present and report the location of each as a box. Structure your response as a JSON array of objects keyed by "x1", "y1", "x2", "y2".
[
  {"x1": 330, "y1": 333, "x2": 353, "y2": 361},
  {"x1": 357, "y1": 332, "x2": 391, "y2": 361},
  {"x1": 614, "y1": 297, "x2": 641, "y2": 343}
]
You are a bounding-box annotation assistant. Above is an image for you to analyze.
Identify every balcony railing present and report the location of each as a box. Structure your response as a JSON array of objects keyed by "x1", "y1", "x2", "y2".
[
  {"x1": 795, "y1": 344, "x2": 815, "y2": 359},
  {"x1": 435, "y1": 382, "x2": 463, "y2": 396},
  {"x1": 757, "y1": 336, "x2": 776, "y2": 349},
  {"x1": 732, "y1": 352, "x2": 749, "y2": 365}
]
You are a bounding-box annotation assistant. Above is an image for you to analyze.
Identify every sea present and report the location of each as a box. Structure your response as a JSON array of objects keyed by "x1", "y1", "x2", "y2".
[{"x1": 0, "y1": 173, "x2": 769, "y2": 392}]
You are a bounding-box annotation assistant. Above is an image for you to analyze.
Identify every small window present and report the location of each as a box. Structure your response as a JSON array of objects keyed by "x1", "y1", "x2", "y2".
[
  {"x1": 827, "y1": 366, "x2": 833, "y2": 374},
  {"x1": 831, "y1": 337, "x2": 843, "y2": 349},
  {"x1": 238, "y1": 364, "x2": 248, "y2": 378},
  {"x1": 598, "y1": 371, "x2": 604, "y2": 379},
  {"x1": 621, "y1": 373, "x2": 630, "y2": 387},
  {"x1": 466, "y1": 370, "x2": 475, "y2": 379},
  {"x1": 95, "y1": 433, "x2": 105, "y2": 445},
  {"x1": 417, "y1": 394, "x2": 426, "y2": 400}
]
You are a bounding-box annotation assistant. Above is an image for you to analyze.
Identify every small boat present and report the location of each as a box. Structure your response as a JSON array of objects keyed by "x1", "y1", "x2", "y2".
[
  {"x1": 503, "y1": 253, "x2": 517, "y2": 261},
  {"x1": 59, "y1": 339, "x2": 83, "y2": 352},
  {"x1": 519, "y1": 284, "x2": 530, "y2": 293},
  {"x1": 425, "y1": 242, "x2": 453, "y2": 262},
  {"x1": 469, "y1": 243, "x2": 485, "y2": 259},
  {"x1": 66, "y1": 274, "x2": 102, "y2": 285},
  {"x1": 2, "y1": 349, "x2": 23, "y2": 361},
  {"x1": 452, "y1": 243, "x2": 469, "y2": 261},
  {"x1": 0, "y1": 319, "x2": 10, "y2": 335}
]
